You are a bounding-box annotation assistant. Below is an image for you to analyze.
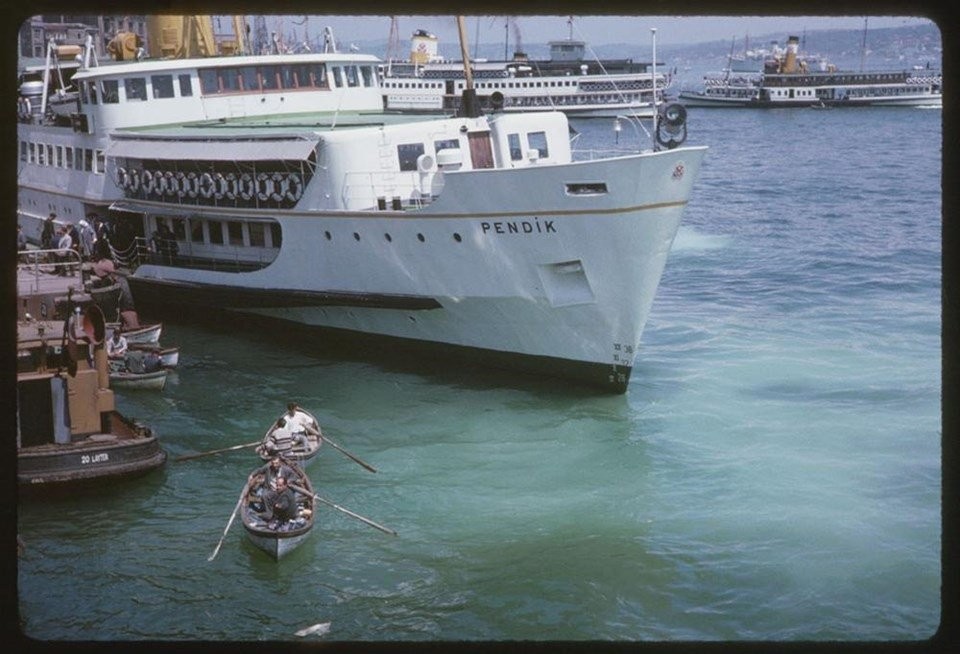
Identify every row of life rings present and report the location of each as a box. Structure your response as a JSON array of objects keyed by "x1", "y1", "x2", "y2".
[
  {"x1": 114, "y1": 167, "x2": 304, "y2": 204},
  {"x1": 17, "y1": 97, "x2": 34, "y2": 120}
]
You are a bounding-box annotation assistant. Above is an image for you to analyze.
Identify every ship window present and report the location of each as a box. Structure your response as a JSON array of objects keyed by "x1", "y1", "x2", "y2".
[
  {"x1": 241, "y1": 66, "x2": 260, "y2": 91},
  {"x1": 19, "y1": 141, "x2": 27, "y2": 163},
  {"x1": 361, "y1": 65, "x2": 375, "y2": 87},
  {"x1": 220, "y1": 68, "x2": 241, "y2": 92},
  {"x1": 398, "y1": 142, "x2": 426, "y2": 171},
  {"x1": 528, "y1": 132, "x2": 548, "y2": 158},
  {"x1": 125, "y1": 77, "x2": 147, "y2": 101},
  {"x1": 178, "y1": 74, "x2": 192, "y2": 96},
  {"x1": 270, "y1": 223, "x2": 282, "y2": 248},
  {"x1": 278, "y1": 66, "x2": 296, "y2": 89},
  {"x1": 261, "y1": 65, "x2": 280, "y2": 90},
  {"x1": 102, "y1": 79, "x2": 119, "y2": 103},
  {"x1": 249, "y1": 223, "x2": 265, "y2": 247},
  {"x1": 434, "y1": 138, "x2": 459, "y2": 152},
  {"x1": 345, "y1": 66, "x2": 360, "y2": 87},
  {"x1": 199, "y1": 69, "x2": 219, "y2": 94},
  {"x1": 171, "y1": 218, "x2": 187, "y2": 241},
  {"x1": 310, "y1": 64, "x2": 328, "y2": 88},
  {"x1": 190, "y1": 219, "x2": 204, "y2": 243},
  {"x1": 331, "y1": 67, "x2": 343, "y2": 88},
  {"x1": 227, "y1": 221, "x2": 244, "y2": 245},
  {"x1": 508, "y1": 133, "x2": 523, "y2": 161},
  {"x1": 566, "y1": 182, "x2": 608, "y2": 196},
  {"x1": 152, "y1": 74, "x2": 174, "y2": 98},
  {"x1": 208, "y1": 220, "x2": 224, "y2": 244}
]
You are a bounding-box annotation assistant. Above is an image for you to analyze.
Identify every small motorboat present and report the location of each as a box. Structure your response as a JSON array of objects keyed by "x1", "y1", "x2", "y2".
[
  {"x1": 255, "y1": 408, "x2": 323, "y2": 466},
  {"x1": 241, "y1": 462, "x2": 315, "y2": 560}
]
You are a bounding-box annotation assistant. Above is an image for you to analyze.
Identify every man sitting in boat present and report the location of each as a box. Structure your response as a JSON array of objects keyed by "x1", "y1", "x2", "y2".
[
  {"x1": 263, "y1": 417, "x2": 309, "y2": 455},
  {"x1": 255, "y1": 475, "x2": 298, "y2": 530},
  {"x1": 249, "y1": 454, "x2": 297, "y2": 494},
  {"x1": 283, "y1": 402, "x2": 321, "y2": 439},
  {"x1": 106, "y1": 329, "x2": 128, "y2": 359}
]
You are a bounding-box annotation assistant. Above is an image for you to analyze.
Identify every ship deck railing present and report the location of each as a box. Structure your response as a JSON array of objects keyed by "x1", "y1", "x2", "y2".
[{"x1": 17, "y1": 248, "x2": 86, "y2": 296}]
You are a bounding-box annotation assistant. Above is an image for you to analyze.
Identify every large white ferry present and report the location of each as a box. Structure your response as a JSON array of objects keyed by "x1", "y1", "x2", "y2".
[
  {"x1": 679, "y1": 35, "x2": 942, "y2": 108},
  {"x1": 381, "y1": 28, "x2": 671, "y2": 118},
  {"x1": 18, "y1": 16, "x2": 706, "y2": 393}
]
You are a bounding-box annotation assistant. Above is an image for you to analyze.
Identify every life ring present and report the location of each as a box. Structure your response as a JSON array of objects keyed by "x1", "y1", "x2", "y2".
[
  {"x1": 185, "y1": 172, "x2": 198, "y2": 198},
  {"x1": 153, "y1": 170, "x2": 167, "y2": 196},
  {"x1": 114, "y1": 165, "x2": 127, "y2": 189},
  {"x1": 128, "y1": 168, "x2": 140, "y2": 194},
  {"x1": 163, "y1": 171, "x2": 177, "y2": 197},
  {"x1": 213, "y1": 173, "x2": 227, "y2": 200},
  {"x1": 239, "y1": 173, "x2": 255, "y2": 201},
  {"x1": 270, "y1": 172, "x2": 285, "y2": 202},
  {"x1": 174, "y1": 171, "x2": 188, "y2": 198},
  {"x1": 199, "y1": 172, "x2": 215, "y2": 199},
  {"x1": 141, "y1": 169, "x2": 155, "y2": 195},
  {"x1": 224, "y1": 173, "x2": 237, "y2": 201},
  {"x1": 20, "y1": 97, "x2": 32, "y2": 119},
  {"x1": 256, "y1": 173, "x2": 271, "y2": 202},
  {"x1": 285, "y1": 174, "x2": 303, "y2": 202}
]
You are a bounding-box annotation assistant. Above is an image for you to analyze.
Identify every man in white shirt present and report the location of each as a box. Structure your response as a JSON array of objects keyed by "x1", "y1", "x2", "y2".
[{"x1": 106, "y1": 329, "x2": 128, "y2": 359}]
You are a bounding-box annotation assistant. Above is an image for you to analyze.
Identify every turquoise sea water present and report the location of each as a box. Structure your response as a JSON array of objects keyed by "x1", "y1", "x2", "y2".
[{"x1": 16, "y1": 104, "x2": 942, "y2": 643}]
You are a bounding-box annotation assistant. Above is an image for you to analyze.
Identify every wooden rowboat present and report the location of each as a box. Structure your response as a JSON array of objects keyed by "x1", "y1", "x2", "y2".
[
  {"x1": 255, "y1": 408, "x2": 323, "y2": 467},
  {"x1": 108, "y1": 346, "x2": 179, "y2": 372},
  {"x1": 106, "y1": 321, "x2": 162, "y2": 344},
  {"x1": 240, "y1": 462, "x2": 314, "y2": 560},
  {"x1": 109, "y1": 368, "x2": 168, "y2": 390}
]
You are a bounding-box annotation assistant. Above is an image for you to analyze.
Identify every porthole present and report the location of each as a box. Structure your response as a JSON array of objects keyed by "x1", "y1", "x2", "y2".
[
  {"x1": 453, "y1": 233, "x2": 462, "y2": 242},
  {"x1": 324, "y1": 231, "x2": 332, "y2": 240},
  {"x1": 384, "y1": 233, "x2": 392, "y2": 242},
  {"x1": 353, "y1": 232, "x2": 360, "y2": 241},
  {"x1": 417, "y1": 233, "x2": 425, "y2": 242}
]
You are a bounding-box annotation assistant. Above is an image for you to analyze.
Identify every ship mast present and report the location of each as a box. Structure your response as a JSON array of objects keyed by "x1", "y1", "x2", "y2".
[{"x1": 456, "y1": 15, "x2": 481, "y2": 117}]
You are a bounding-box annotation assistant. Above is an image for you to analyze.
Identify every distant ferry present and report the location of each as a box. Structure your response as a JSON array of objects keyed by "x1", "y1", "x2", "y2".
[
  {"x1": 381, "y1": 29, "x2": 671, "y2": 118},
  {"x1": 18, "y1": 16, "x2": 706, "y2": 393},
  {"x1": 678, "y1": 35, "x2": 941, "y2": 108}
]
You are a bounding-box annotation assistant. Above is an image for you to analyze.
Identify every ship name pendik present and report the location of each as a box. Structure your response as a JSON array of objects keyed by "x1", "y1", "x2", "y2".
[{"x1": 480, "y1": 218, "x2": 557, "y2": 235}]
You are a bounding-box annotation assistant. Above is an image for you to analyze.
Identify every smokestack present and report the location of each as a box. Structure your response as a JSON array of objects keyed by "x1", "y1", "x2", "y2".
[{"x1": 782, "y1": 35, "x2": 800, "y2": 74}]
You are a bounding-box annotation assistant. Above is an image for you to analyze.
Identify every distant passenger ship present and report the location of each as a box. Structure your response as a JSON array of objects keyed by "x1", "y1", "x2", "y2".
[
  {"x1": 18, "y1": 15, "x2": 707, "y2": 393},
  {"x1": 381, "y1": 29, "x2": 671, "y2": 118},
  {"x1": 678, "y1": 35, "x2": 941, "y2": 108}
]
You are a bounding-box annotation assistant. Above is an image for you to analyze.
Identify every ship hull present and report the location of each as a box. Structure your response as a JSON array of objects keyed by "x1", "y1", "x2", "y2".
[{"x1": 124, "y1": 147, "x2": 703, "y2": 393}]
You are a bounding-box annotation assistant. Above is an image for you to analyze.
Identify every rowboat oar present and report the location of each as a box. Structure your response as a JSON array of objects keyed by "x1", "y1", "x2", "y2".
[
  {"x1": 175, "y1": 441, "x2": 261, "y2": 462},
  {"x1": 208, "y1": 485, "x2": 247, "y2": 561},
  {"x1": 319, "y1": 431, "x2": 378, "y2": 473},
  {"x1": 290, "y1": 484, "x2": 397, "y2": 536}
]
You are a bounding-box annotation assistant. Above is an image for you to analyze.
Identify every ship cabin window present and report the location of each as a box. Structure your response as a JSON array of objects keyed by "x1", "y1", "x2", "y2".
[
  {"x1": 102, "y1": 79, "x2": 119, "y2": 103},
  {"x1": 260, "y1": 66, "x2": 280, "y2": 91},
  {"x1": 242, "y1": 67, "x2": 260, "y2": 91},
  {"x1": 19, "y1": 141, "x2": 27, "y2": 163},
  {"x1": 397, "y1": 142, "x2": 426, "y2": 171},
  {"x1": 125, "y1": 77, "x2": 148, "y2": 101},
  {"x1": 361, "y1": 65, "x2": 375, "y2": 87},
  {"x1": 46, "y1": 144, "x2": 54, "y2": 165},
  {"x1": 528, "y1": 132, "x2": 548, "y2": 159},
  {"x1": 508, "y1": 133, "x2": 523, "y2": 161},
  {"x1": 434, "y1": 138, "x2": 459, "y2": 152},
  {"x1": 190, "y1": 218, "x2": 204, "y2": 243},
  {"x1": 179, "y1": 74, "x2": 193, "y2": 96},
  {"x1": 345, "y1": 65, "x2": 360, "y2": 87},
  {"x1": 84, "y1": 149, "x2": 93, "y2": 172},
  {"x1": 208, "y1": 220, "x2": 224, "y2": 245},
  {"x1": 200, "y1": 69, "x2": 219, "y2": 94},
  {"x1": 171, "y1": 218, "x2": 187, "y2": 241},
  {"x1": 249, "y1": 223, "x2": 266, "y2": 247},
  {"x1": 331, "y1": 67, "x2": 343, "y2": 88},
  {"x1": 278, "y1": 66, "x2": 295, "y2": 89},
  {"x1": 270, "y1": 223, "x2": 282, "y2": 248},
  {"x1": 95, "y1": 150, "x2": 105, "y2": 174},
  {"x1": 151, "y1": 74, "x2": 175, "y2": 98},
  {"x1": 228, "y1": 221, "x2": 244, "y2": 246},
  {"x1": 56, "y1": 146, "x2": 65, "y2": 167},
  {"x1": 221, "y1": 68, "x2": 241, "y2": 92}
]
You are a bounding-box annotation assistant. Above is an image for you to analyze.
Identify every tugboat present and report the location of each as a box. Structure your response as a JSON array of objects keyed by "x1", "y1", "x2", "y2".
[{"x1": 16, "y1": 248, "x2": 166, "y2": 488}]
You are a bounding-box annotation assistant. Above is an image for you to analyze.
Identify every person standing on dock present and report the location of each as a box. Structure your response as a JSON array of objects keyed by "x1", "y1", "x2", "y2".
[
  {"x1": 17, "y1": 225, "x2": 27, "y2": 252},
  {"x1": 41, "y1": 213, "x2": 56, "y2": 250},
  {"x1": 77, "y1": 219, "x2": 96, "y2": 261},
  {"x1": 55, "y1": 226, "x2": 73, "y2": 275}
]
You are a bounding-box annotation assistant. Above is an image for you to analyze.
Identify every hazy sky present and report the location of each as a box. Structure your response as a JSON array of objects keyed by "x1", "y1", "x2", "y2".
[{"x1": 276, "y1": 14, "x2": 938, "y2": 48}]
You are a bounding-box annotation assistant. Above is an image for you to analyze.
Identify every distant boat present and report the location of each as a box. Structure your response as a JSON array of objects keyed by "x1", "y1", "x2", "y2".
[
  {"x1": 679, "y1": 35, "x2": 941, "y2": 108},
  {"x1": 381, "y1": 26, "x2": 671, "y2": 118},
  {"x1": 109, "y1": 367, "x2": 168, "y2": 390}
]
